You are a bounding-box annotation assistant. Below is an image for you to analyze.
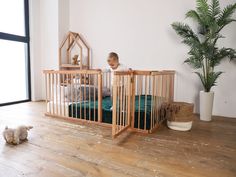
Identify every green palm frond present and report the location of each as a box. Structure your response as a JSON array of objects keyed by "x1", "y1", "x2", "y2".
[
  {"x1": 196, "y1": 0, "x2": 210, "y2": 16},
  {"x1": 206, "y1": 71, "x2": 223, "y2": 91},
  {"x1": 171, "y1": 22, "x2": 200, "y2": 47},
  {"x1": 219, "y1": 19, "x2": 236, "y2": 32},
  {"x1": 195, "y1": 72, "x2": 205, "y2": 88},
  {"x1": 210, "y1": 0, "x2": 220, "y2": 18},
  {"x1": 186, "y1": 10, "x2": 202, "y2": 24},
  {"x1": 185, "y1": 56, "x2": 203, "y2": 69},
  {"x1": 214, "y1": 47, "x2": 236, "y2": 64},
  {"x1": 196, "y1": 0, "x2": 211, "y2": 24},
  {"x1": 195, "y1": 71, "x2": 223, "y2": 92},
  {"x1": 217, "y1": 3, "x2": 236, "y2": 27}
]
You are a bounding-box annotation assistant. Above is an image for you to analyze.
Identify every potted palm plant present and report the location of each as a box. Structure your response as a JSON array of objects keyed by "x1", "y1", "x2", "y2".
[{"x1": 172, "y1": 0, "x2": 236, "y2": 121}]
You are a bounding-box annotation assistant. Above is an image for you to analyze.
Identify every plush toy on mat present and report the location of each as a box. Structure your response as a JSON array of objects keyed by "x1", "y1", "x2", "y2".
[{"x1": 3, "y1": 125, "x2": 33, "y2": 145}]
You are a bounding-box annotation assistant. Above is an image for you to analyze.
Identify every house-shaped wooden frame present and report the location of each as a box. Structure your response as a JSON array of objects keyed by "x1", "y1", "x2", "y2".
[{"x1": 59, "y1": 31, "x2": 90, "y2": 70}]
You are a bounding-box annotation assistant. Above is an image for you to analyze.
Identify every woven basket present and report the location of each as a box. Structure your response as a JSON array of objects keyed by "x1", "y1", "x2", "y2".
[
  {"x1": 164, "y1": 102, "x2": 194, "y2": 131},
  {"x1": 167, "y1": 102, "x2": 194, "y2": 122}
]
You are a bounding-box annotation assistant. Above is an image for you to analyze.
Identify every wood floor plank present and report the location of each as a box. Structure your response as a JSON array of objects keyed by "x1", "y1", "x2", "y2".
[{"x1": 0, "y1": 102, "x2": 236, "y2": 177}]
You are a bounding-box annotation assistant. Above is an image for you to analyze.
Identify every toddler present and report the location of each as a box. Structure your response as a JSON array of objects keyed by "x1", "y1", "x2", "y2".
[{"x1": 107, "y1": 52, "x2": 129, "y2": 110}]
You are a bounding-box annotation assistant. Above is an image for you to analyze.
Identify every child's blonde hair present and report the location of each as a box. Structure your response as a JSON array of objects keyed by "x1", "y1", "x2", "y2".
[{"x1": 108, "y1": 52, "x2": 119, "y2": 61}]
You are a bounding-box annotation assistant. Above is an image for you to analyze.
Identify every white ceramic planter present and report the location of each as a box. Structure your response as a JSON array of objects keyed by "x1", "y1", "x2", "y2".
[{"x1": 200, "y1": 91, "x2": 214, "y2": 121}]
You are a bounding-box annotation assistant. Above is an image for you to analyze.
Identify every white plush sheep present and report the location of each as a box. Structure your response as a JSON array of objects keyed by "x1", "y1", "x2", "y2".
[{"x1": 3, "y1": 125, "x2": 33, "y2": 145}]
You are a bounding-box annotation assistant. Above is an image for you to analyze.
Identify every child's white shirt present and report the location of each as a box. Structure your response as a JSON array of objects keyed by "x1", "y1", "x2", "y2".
[{"x1": 110, "y1": 63, "x2": 128, "y2": 85}]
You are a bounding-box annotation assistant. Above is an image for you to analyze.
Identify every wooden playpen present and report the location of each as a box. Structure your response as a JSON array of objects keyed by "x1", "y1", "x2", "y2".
[{"x1": 43, "y1": 69, "x2": 175, "y2": 138}]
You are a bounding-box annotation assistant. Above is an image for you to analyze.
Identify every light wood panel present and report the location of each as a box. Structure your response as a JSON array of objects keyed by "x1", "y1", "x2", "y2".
[
  {"x1": 0, "y1": 102, "x2": 235, "y2": 177},
  {"x1": 59, "y1": 31, "x2": 90, "y2": 70}
]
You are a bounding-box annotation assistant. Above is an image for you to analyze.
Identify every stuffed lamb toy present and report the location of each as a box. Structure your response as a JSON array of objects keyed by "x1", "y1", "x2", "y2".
[{"x1": 3, "y1": 125, "x2": 33, "y2": 145}]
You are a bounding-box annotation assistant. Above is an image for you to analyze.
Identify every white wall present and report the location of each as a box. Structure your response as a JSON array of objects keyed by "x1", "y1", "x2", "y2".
[
  {"x1": 40, "y1": 0, "x2": 59, "y2": 71},
  {"x1": 58, "y1": 0, "x2": 69, "y2": 43},
  {"x1": 30, "y1": 0, "x2": 69, "y2": 100},
  {"x1": 69, "y1": 0, "x2": 236, "y2": 117},
  {"x1": 29, "y1": 0, "x2": 41, "y2": 100}
]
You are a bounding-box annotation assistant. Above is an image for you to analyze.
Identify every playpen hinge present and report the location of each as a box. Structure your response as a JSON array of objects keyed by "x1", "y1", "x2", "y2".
[{"x1": 131, "y1": 77, "x2": 134, "y2": 83}]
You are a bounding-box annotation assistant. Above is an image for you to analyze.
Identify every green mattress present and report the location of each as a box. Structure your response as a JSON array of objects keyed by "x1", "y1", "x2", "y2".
[{"x1": 69, "y1": 95, "x2": 160, "y2": 130}]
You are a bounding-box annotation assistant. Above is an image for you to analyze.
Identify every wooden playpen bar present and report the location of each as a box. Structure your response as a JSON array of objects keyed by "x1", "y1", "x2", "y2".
[
  {"x1": 43, "y1": 69, "x2": 175, "y2": 138},
  {"x1": 112, "y1": 71, "x2": 132, "y2": 137},
  {"x1": 43, "y1": 69, "x2": 103, "y2": 124},
  {"x1": 112, "y1": 70, "x2": 175, "y2": 137}
]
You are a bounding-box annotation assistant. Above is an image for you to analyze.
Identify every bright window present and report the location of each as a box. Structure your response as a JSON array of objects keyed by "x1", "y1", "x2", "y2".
[
  {"x1": 0, "y1": 0, "x2": 25, "y2": 36},
  {"x1": 0, "y1": 0, "x2": 30, "y2": 105}
]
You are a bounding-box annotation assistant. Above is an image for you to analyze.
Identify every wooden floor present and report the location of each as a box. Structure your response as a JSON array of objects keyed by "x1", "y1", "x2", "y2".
[{"x1": 0, "y1": 102, "x2": 235, "y2": 177}]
